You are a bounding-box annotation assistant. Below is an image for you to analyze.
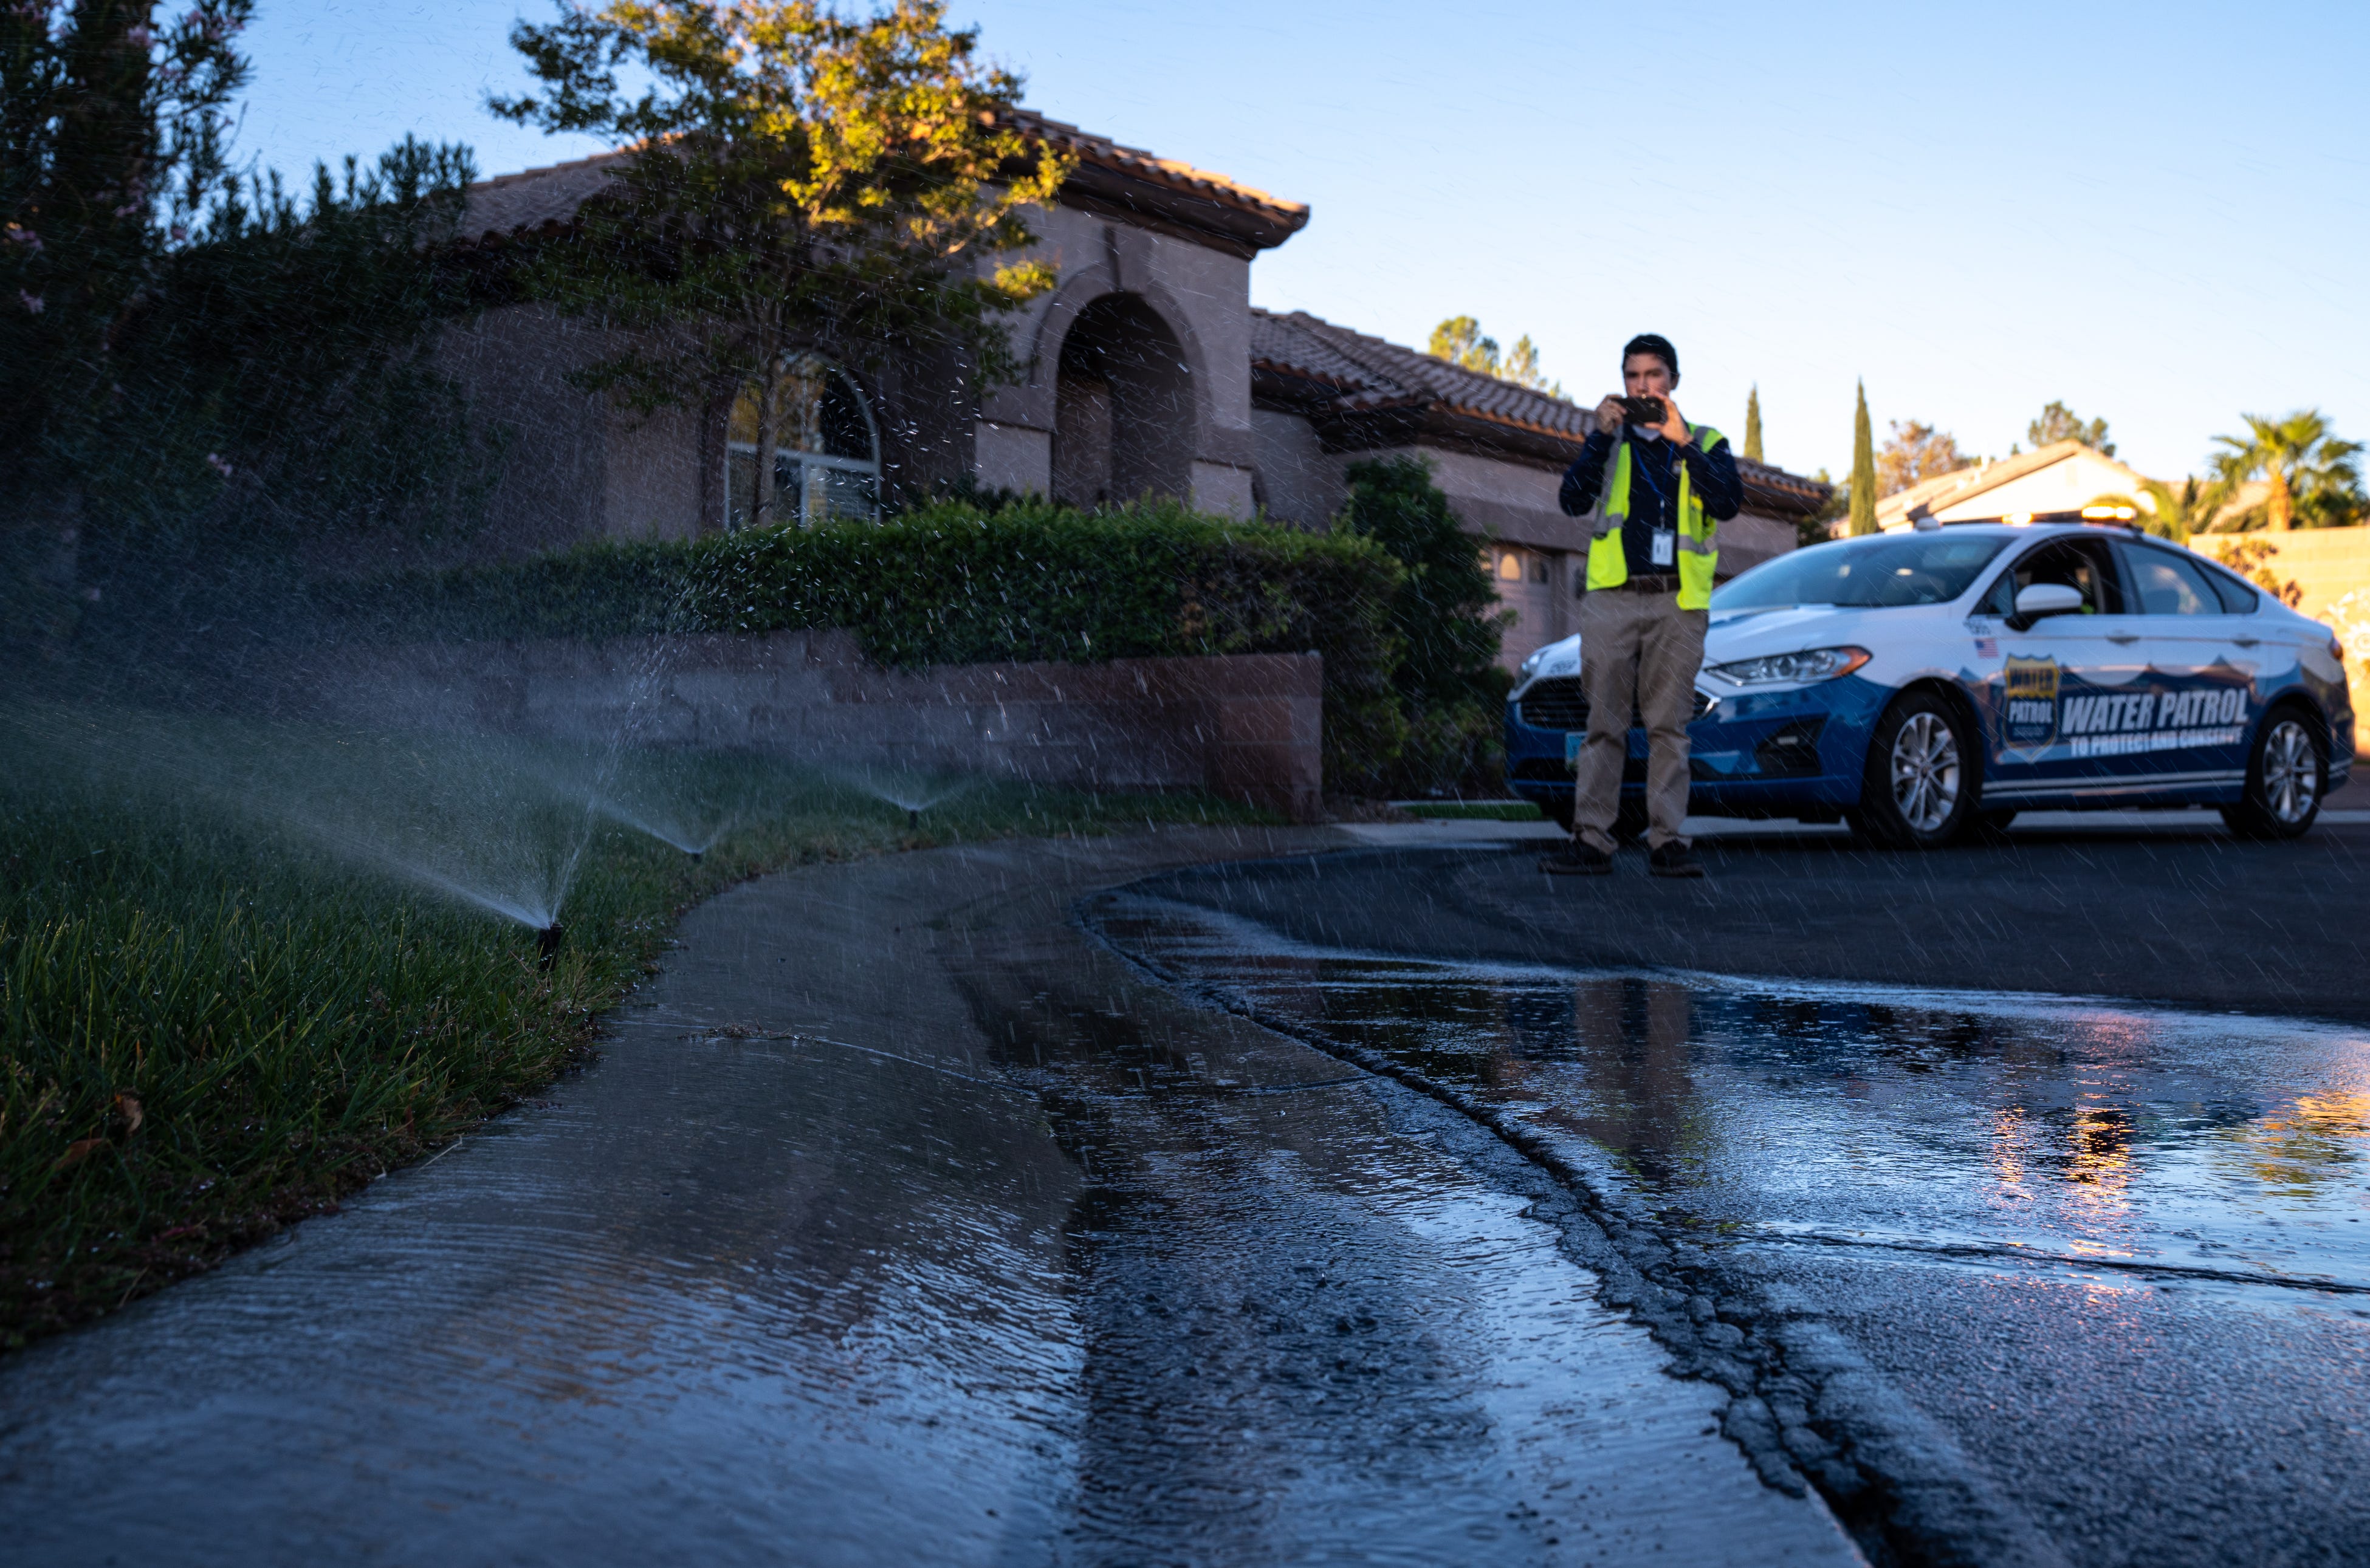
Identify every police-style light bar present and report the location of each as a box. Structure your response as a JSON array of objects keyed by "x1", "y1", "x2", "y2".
[{"x1": 1925, "y1": 505, "x2": 2144, "y2": 530}]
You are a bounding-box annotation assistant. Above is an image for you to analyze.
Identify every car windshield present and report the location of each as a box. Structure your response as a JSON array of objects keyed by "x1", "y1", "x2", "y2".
[{"x1": 1712, "y1": 533, "x2": 2011, "y2": 611}]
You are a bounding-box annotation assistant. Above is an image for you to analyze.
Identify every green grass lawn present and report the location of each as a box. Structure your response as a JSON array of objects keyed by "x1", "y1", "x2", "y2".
[{"x1": 0, "y1": 705, "x2": 1269, "y2": 1349}]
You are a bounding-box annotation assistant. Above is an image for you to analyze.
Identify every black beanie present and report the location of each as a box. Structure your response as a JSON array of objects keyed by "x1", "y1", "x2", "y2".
[{"x1": 1622, "y1": 333, "x2": 1678, "y2": 383}]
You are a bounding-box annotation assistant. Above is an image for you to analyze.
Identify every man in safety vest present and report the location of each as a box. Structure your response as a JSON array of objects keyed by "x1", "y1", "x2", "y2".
[{"x1": 1539, "y1": 333, "x2": 1742, "y2": 878}]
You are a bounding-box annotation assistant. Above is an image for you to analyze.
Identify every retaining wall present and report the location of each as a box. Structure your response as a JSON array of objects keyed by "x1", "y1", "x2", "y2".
[
  {"x1": 277, "y1": 629, "x2": 1326, "y2": 822},
  {"x1": 2194, "y1": 529, "x2": 2370, "y2": 750}
]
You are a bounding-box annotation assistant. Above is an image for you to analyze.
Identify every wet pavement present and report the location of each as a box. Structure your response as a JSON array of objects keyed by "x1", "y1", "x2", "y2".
[
  {"x1": 0, "y1": 829, "x2": 1858, "y2": 1567},
  {"x1": 1100, "y1": 838, "x2": 2370, "y2": 1566},
  {"x1": 5, "y1": 821, "x2": 2366, "y2": 1566}
]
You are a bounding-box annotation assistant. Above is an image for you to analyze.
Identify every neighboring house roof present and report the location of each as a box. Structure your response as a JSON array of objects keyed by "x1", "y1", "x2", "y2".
[
  {"x1": 456, "y1": 109, "x2": 1308, "y2": 258},
  {"x1": 1250, "y1": 309, "x2": 1833, "y2": 521},
  {"x1": 1874, "y1": 439, "x2": 2154, "y2": 527}
]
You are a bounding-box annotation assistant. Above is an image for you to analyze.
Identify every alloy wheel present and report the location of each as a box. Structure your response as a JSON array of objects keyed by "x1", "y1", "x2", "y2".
[
  {"x1": 2261, "y1": 717, "x2": 2319, "y2": 824},
  {"x1": 1890, "y1": 711, "x2": 1961, "y2": 833}
]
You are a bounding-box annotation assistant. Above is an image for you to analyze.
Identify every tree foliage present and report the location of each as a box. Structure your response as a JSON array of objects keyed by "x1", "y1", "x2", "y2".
[
  {"x1": 2027, "y1": 400, "x2": 2114, "y2": 456},
  {"x1": 2, "y1": 1, "x2": 496, "y2": 649},
  {"x1": 1743, "y1": 383, "x2": 1762, "y2": 464},
  {"x1": 2208, "y1": 409, "x2": 2364, "y2": 532},
  {"x1": 1425, "y1": 315, "x2": 1562, "y2": 398},
  {"x1": 1876, "y1": 418, "x2": 1974, "y2": 499},
  {"x1": 1848, "y1": 381, "x2": 1877, "y2": 536},
  {"x1": 1332, "y1": 456, "x2": 1510, "y2": 793},
  {"x1": 490, "y1": 0, "x2": 1071, "y2": 527}
]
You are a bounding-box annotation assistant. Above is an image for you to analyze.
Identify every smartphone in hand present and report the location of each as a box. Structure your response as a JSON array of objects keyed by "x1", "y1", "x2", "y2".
[{"x1": 1619, "y1": 395, "x2": 1667, "y2": 425}]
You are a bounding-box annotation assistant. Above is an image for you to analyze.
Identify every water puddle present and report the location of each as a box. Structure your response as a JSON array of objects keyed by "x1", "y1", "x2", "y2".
[{"x1": 1087, "y1": 890, "x2": 2370, "y2": 1302}]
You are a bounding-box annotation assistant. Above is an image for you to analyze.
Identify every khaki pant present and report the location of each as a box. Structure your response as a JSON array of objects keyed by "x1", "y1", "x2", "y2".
[{"x1": 1573, "y1": 587, "x2": 1707, "y2": 853}]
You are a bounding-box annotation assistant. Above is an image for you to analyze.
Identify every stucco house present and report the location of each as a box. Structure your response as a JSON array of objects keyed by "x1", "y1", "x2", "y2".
[
  {"x1": 439, "y1": 112, "x2": 1829, "y2": 669},
  {"x1": 1874, "y1": 439, "x2": 2157, "y2": 530}
]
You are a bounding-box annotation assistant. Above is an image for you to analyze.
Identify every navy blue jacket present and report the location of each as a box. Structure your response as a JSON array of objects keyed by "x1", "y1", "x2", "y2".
[{"x1": 1559, "y1": 426, "x2": 1744, "y2": 580}]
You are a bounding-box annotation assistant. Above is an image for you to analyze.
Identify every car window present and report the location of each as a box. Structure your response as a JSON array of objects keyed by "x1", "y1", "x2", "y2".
[
  {"x1": 1713, "y1": 533, "x2": 2009, "y2": 611},
  {"x1": 1990, "y1": 537, "x2": 2124, "y2": 616},
  {"x1": 2197, "y1": 560, "x2": 2261, "y2": 613},
  {"x1": 2115, "y1": 541, "x2": 2221, "y2": 615}
]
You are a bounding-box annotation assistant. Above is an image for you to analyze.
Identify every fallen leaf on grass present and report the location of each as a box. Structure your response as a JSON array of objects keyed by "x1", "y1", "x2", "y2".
[
  {"x1": 54, "y1": 1138, "x2": 108, "y2": 1171},
  {"x1": 114, "y1": 1092, "x2": 143, "y2": 1135}
]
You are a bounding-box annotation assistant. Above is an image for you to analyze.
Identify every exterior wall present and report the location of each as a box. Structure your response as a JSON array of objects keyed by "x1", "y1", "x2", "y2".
[
  {"x1": 432, "y1": 304, "x2": 616, "y2": 562},
  {"x1": 975, "y1": 202, "x2": 1259, "y2": 507},
  {"x1": 1895, "y1": 450, "x2": 2152, "y2": 526},
  {"x1": 273, "y1": 630, "x2": 1325, "y2": 821},
  {"x1": 603, "y1": 403, "x2": 706, "y2": 541},
  {"x1": 975, "y1": 422, "x2": 1052, "y2": 496},
  {"x1": 1249, "y1": 408, "x2": 1341, "y2": 528}
]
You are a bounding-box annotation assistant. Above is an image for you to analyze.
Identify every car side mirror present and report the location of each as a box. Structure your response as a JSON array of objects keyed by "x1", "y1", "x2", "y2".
[{"x1": 2006, "y1": 581, "x2": 2084, "y2": 632}]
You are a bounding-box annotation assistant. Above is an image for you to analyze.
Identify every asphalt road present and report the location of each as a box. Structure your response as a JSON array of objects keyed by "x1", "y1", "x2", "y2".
[{"x1": 1104, "y1": 819, "x2": 2370, "y2": 1567}]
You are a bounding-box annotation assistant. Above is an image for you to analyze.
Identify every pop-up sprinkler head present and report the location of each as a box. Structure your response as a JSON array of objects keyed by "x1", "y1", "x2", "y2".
[
  {"x1": 908, "y1": 807, "x2": 921, "y2": 830},
  {"x1": 689, "y1": 849, "x2": 703, "y2": 863},
  {"x1": 536, "y1": 923, "x2": 565, "y2": 970}
]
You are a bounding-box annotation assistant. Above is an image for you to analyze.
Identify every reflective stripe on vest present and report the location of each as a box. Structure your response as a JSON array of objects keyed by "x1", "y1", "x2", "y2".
[{"x1": 1585, "y1": 424, "x2": 1724, "y2": 609}]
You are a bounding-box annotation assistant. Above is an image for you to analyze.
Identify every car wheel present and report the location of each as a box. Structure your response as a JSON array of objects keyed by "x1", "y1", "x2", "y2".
[
  {"x1": 2222, "y1": 707, "x2": 2325, "y2": 840},
  {"x1": 1850, "y1": 691, "x2": 1977, "y2": 849}
]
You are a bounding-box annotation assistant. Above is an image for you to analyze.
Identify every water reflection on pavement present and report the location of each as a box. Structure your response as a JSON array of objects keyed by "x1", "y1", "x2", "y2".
[{"x1": 1087, "y1": 886, "x2": 2370, "y2": 1566}]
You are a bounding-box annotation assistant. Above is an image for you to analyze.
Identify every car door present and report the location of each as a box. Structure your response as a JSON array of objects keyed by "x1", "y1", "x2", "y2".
[
  {"x1": 1977, "y1": 534, "x2": 2142, "y2": 803},
  {"x1": 2106, "y1": 539, "x2": 2255, "y2": 798}
]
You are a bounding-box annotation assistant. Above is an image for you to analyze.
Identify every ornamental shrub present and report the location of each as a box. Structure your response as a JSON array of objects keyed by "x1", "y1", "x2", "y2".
[{"x1": 317, "y1": 498, "x2": 1406, "y2": 791}]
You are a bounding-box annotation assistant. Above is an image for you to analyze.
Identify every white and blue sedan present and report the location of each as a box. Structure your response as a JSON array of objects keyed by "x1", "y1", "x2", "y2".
[{"x1": 1504, "y1": 516, "x2": 2355, "y2": 846}]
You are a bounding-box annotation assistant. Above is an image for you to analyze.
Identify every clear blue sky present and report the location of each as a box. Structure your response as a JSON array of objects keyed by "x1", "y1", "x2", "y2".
[{"x1": 238, "y1": 0, "x2": 2368, "y2": 485}]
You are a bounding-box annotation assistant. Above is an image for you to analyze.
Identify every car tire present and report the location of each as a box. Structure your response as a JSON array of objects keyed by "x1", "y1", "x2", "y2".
[
  {"x1": 1849, "y1": 691, "x2": 1978, "y2": 849},
  {"x1": 2222, "y1": 706, "x2": 2326, "y2": 841}
]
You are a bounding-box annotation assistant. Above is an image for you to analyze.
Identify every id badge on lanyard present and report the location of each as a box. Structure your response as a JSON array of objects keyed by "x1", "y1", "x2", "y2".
[{"x1": 1651, "y1": 528, "x2": 1676, "y2": 568}]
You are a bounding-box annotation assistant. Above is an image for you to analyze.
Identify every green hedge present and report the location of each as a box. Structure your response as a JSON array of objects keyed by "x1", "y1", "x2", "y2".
[{"x1": 319, "y1": 499, "x2": 1411, "y2": 792}]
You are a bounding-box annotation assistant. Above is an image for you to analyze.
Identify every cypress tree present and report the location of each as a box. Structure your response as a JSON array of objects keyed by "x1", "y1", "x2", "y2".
[
  {"x1": 1849, "y1": 380, "x2": 1879, "y2": 536},
  {"x1": 1743, "y1": 385, "x2": 1764, "y2": 463}
]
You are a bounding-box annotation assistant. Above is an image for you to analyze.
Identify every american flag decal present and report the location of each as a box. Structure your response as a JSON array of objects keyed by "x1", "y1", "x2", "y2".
[{"x1": 1974, "y1": 637, "x2": 1999, "y2": 658}]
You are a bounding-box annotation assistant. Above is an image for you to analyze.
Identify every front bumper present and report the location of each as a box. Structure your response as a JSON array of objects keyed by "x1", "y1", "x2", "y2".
[{"x1": 1503, "y1": 675, "x2": 1893, "y2": 818}]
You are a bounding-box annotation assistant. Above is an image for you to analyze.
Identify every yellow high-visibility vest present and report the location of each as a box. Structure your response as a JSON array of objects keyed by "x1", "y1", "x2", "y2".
[{"x1": 1585, "y1": 425, "x2": 1725, "y2": 609}]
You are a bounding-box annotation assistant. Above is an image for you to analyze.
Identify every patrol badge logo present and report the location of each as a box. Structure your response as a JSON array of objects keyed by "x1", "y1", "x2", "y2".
[{"x1": 2002, "y1": 656, "x2": 2061, "y2": 748}]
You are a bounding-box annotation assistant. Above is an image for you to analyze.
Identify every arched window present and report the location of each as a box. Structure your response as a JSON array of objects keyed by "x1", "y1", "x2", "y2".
[{"x1": 725, "y1": 353, "x2": 880, "y2": 529}]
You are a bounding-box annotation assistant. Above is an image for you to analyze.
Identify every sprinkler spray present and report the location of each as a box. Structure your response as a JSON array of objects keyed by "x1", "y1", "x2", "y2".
[{"x1": 536, "y1": 923, "x2": 565, "y2": 971}]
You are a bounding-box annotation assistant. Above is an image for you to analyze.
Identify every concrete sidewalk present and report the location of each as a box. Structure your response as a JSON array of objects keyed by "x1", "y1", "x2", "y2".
[{"x1": 0, "y1": 827, "x2": 1860, "y2": 1567}]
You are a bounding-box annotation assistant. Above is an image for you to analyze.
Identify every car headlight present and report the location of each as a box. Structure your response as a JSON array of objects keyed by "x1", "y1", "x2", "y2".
[
  {"x1": 1519, "y1": 648, "x2": 1545, "y2": 680},
  {"x1": 1705, "y1": 646, "x2": 1870, "y2": 685}
]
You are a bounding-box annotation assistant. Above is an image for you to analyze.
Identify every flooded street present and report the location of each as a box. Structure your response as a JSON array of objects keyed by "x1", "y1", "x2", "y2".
[{"x1": 4, "y1": 827, "x2": 2367, "y2": 1565}]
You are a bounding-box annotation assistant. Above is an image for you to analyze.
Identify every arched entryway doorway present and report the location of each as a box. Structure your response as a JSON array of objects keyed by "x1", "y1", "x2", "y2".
[{"x1": 1051, "y1": 293, "x2": 1193, "y2": 508}]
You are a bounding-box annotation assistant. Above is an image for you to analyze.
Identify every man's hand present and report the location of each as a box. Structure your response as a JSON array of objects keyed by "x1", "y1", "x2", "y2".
[
  {"x1": 1654, "y1": 394, "x2": 1692, "y2": 446},
  {"x1": 1594, "y1": 394, "x2": 1627, "y2": 436}
]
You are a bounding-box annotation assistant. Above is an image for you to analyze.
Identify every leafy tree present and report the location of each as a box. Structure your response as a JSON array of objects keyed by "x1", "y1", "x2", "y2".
[
  {"x1": 2027, "y1": 400, "x2": 2114, "y2": 456},
  {"x1": 1333, "y1": 456, "x2": 1508, "y2": 793},
  {"x1": 3, "y1": 2, "x2": 492, "y2": 651},
  {"x1": 2207, "y1": 409, "x2": 2365, "y2": 531},
  {"x1": 2216, "y1": 538, "x2": 2304, "y2": 607},
  {"x1": 1848, "y1": 382, "x2": 1877, "y2": 536},
  {"x1": 1743, "y1": 383, "x2": 1763, "y2": 463},
  {"x1": 1425, "y1": 315, "x2": 1561, "y2": 397},
  {"x1": 491, "y1": 0, "x2": 1070, "y2": 529},
  {"x1": 1803, "y1": 466, "x2": 1848, "y2": 546},
  {"x1": 1876, "y1": 419, "x2": 1973, "y2": 498}
]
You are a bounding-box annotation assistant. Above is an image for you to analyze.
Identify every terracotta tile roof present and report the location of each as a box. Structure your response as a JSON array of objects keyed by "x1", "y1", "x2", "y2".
[
  {"x1": 1251, "y1": 308, "x2": 1592, "y2": 440},
  {"x1": 456, "y1": 111, "x2": 1308, "y2": 248},
  {"x1": 1001, "y1": 108, "x2": 1307, "y2": 233},
  {"x1": 1252, "y1": 308, "x2": 1832, "y2": 510}
]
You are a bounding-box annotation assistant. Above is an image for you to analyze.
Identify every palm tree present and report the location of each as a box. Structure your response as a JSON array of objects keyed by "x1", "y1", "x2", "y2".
[
  {"x1": 2208, "y1": 410, "x2": 2365, "y2": 531},
  {"x1": 2087, "y1": 479, "x2": 2218, "y2": 544}
]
